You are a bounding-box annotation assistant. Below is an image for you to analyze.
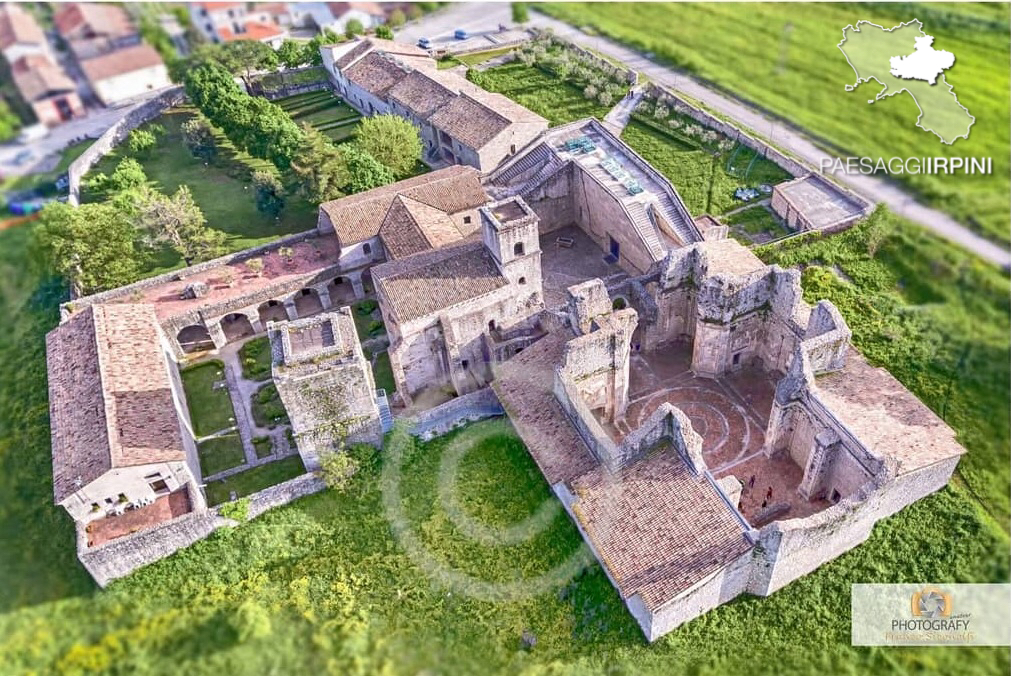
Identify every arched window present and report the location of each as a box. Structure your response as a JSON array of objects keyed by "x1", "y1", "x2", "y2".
[
  {"x1": 513, "y1": 242, "x2": 524, "y2": 256},
  {"x1": 488, "y1": 320, "x2": 496, "y2": 332},
  {"x1": 362, "y1": 242, "x2": 372, "y2": 256},
  {"x1": 518, "y1": 276, "x2": 526, "y2": 285}
]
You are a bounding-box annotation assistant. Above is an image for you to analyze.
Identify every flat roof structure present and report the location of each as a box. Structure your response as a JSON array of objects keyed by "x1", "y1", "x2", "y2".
[{"x1": 773, "y1": 174, "x2": 870, "y2": 231}]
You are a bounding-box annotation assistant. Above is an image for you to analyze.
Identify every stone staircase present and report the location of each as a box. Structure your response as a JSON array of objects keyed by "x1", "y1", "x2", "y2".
[{"x1": 376, "y1": 388, "x2": 394, "y2": 433}]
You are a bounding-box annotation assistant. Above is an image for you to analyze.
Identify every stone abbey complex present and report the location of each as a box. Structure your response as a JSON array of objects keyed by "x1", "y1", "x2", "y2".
[{"x1": 45, "y1": 36, "x2": 963, "y2": 640}]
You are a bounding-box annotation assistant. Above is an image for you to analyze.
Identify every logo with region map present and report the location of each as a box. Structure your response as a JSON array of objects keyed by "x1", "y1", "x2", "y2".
[{"x1": 838, "y1": 19, "x2": 974, "y2": 144}]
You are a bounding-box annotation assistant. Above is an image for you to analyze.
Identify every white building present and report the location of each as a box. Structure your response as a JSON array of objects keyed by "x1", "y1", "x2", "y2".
[{"x1": 79, "y1": 44, "x2": 171, "y2": 106}]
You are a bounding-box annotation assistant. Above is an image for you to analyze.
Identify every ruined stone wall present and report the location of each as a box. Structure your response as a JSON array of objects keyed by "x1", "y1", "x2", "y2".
[
  {"x1": 748, "y1": 456, "x2": 958, "y2": 595},
  {"x1": 410, "y1": 387, "x2": 505, "y2": 441},
  {"x1": 641, "y1": 547, "x2": 754, "y2": 641}
]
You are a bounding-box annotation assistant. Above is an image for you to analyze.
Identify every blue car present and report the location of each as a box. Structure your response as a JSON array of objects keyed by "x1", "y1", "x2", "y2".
[
  {"x1": 417, "y1": 37, "x2": 431, "y2": 49},
  {"x1": 454, "y1": 29, "x2": 468, "y2": 40}
]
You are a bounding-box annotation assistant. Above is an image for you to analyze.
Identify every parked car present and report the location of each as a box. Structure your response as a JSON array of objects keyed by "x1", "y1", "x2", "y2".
[
  {"x1": 417, "y1": 37, "x2": 431, "y2": 49},
  {"x1": 454, "y1": 29, "x2": 468, "y2": 40}
]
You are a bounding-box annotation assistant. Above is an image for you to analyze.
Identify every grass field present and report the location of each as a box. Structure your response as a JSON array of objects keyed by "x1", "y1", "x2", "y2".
[
  {"x1": 239, "y1": 336, "x2": 272, "y2": 382},
  {"x1": 621, "y1": 118, "x2": 790, "y2": 215},
  {"x1": 726, "y1": 204, "x2": 790, "y2": 244},
  {"x1": 197, "y1": 434, "x2": 246, "y2": 477},
  {"x1": 538, "y1": 2, "x2": 1011, "y2": 244},
  {"x1": 372, "y1": 350, "x2": 396, "y2": 393},
  {"x1": 204, "y1": 455, "x2": 306, "y2": 507},
  {"x1": 85, "y1": 107, "x2": 318, "y2": 275},
  {"x1": 179, "y1": 360, "x2": 235, "y2": 437},
  {"x1": 468, "y1": 61, "x2": 612, "y2": 126},
  {"x1": 275, "y1": 90, "x2": 362, "y2": 144}
]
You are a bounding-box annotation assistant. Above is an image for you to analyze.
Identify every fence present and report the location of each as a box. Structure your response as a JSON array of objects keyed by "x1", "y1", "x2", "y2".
[{"x1": 67, "y1": 86, "x2": 187, "y2": 206}]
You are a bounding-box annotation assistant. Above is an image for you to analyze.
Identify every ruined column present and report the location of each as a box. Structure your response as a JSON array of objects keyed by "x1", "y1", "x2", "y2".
[
  {"x1": 798, "y1": 429, "x2": 840, "y2": 500},
  {"x1": 283, "y1": 299, "x2": 298, "y2": 320},
  {"x1": 349, "y1": 271, "x2": 365, "y2": 299},
  {"x1": 316, "y1": 284, "x2": 333, "y2": 310}
]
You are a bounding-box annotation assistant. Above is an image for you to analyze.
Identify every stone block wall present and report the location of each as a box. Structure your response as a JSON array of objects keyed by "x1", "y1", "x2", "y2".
[
  {"x1": 67, "y1": 86, "x2": 187, "y2": 205},
  {"x1": 410, "y1": 387, "x2": 505, "y2": 441}
]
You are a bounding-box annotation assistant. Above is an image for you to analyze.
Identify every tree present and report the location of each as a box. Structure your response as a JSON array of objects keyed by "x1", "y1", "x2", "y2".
[
  {"x1": 319, "y1": 449, "x2": 360, "y2": 491},
  {"x1": 32, "y1": 202, "x2": 145, "y2": 295},
  {"x1": 344, "y1": 18, "x2": 364, "y2": 39},
  {"x1": 132, "y1": 186, "x2": 225, "y2": 265},
  {"x1": 245, "y1": 257, "x2": 264, "y2": 277},
  {"x1": 252, "y1": 170, "x2": 286, "y2": 218},
  {"x1": 87, "y1": 157, "x2": 148, "y2": 198},
  {"x1": 355, "y1": 114, "x2": 422, "y2": 178},
  {"x1": 126, "y1": 129, "x2": 157, "y2": 158},
  {"x1": 290, "y1": 125, "x2": 349, "y2": 203},
  {"x1": 512, "y1": 3, "x2": 530, "y2": 24},
  {"x1": 181, "y1": 116, "x2": 217, "y2": 162},
  {"x1": 388, "y1": 8, "x2": 406, "y2": 27},
  {"x1": 0, "y1": 100, "x2": 21, "y2": 142},
  {"x1": 343, "y1": 144, "x2": 395, "y2": 193},
  {"x1": 406, "y1": 4, "x2": 422, "y2": 20},
  {"x1": 277, "y1": 39, "x2": 305, "y2": 69},
  {"x1": 374, "y1": 24, "x2": 393, "y2": 40}
]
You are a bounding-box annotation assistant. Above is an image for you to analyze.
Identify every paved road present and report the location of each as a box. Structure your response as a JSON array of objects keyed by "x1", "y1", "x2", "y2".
[{"x1": 398, "y1": 3, "x2": 1010, "y2": 267}]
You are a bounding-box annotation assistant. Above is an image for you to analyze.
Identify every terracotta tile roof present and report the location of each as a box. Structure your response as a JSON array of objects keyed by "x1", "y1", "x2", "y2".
[
  {"x1": 378, "y1": 195, "x2": 468, "y2": 260},
  {"x1": 320, "y1": 165, "x2": 486, "y2": 246},
  {"x1": 199, "y1": 1, "x2": 245, "y2": 10},
  {"x1": 11, "y1": 54, "x2": 76, "y2": 101},
  {"x1": 54, "y1": 3, "x2": 134, "y2": 40},
  {"x1": 571, "y1": 448, "x2": 753, "y2": 610},
  {"x1": 47, "y1": 305, "x2": 187, "y2": 504},
  {"x1": 386, "y1": 70, "x2": 458, "y2": 120},
  {"x1": 372, "y1": 241, "x2": 507, "y2": 323},
  {"x1": 219, "y1": 21, "x2": 284, "y2": 43},
  {"x1": 492, "y1": 330, "x2": 599, "y2": 485},
  {"x1": 815, "y1": 349, "x2": 966, "y2": 474},
  {"x1": 335, "y1": 36, "x2": 432, "y2": 71},
  {"x1": 429, "y1": 94, "x2": 510, "y2": 150},
  {"x1": 80, "y1": 44, "x2": 165, "y2": 83},
  {"x1": 344, "y1": 50, "x2": 412, "y2": 96},
  {"x1": 0, "y1": 4, "x2": 46, "y2": 50}
]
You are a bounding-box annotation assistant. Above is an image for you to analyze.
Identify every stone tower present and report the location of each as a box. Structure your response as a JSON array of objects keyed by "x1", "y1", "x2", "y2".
[
  {"x1": 480, "y1": 196, "x2": 543, "y2": 305},
  {"x1": 268, "y1": 309, "x2": 382, "y2": 471}
]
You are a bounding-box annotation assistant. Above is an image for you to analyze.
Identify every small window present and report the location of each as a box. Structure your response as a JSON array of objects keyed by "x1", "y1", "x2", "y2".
[
  {"x1": 830, "y1": 489, "x2": 841, "y2": 503},
  {"x1": 301, "y1": 288, "x2": 312, "y2": 296},
  {"x1": 513, "y1": 242, "x2": 524, "y2": 256},
  {"x1": 488, "y1": 320, "x2": 496, "y2": 331},
  {"x1": 518, "y1": 276, "x2": 526, "y2": 285},
  {"x1": 461, "y1": 359, "x2": 469, "y2": 368},
  {"x1": 463, "y1": 215, "x2": 471, "y2": 224},
  {"x1": 732, "y1": 353, "x2": 741, "y2": 365},
  {"x1": 510, "y1": 144, "x2": 516, "y2": 154},
  {"x1": 149, "y1": 479, "x2": 170, "y2": 495},
  {"x1": 362, "y1": 242, "x2": 372, "y2": 255}
]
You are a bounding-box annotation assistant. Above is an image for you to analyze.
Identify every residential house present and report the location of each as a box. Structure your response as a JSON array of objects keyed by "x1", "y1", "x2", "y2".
[
  {"x1": 191, "y1": 1, "x2": 286, "y2": 47},
  {"x1": 80, "y1": 44, "x2": 171, "y2": 106},
  {"x1": 10, "y1": 54, "x2": 84, "y2": 125},
  {"x1": 0, "y1": 3, "x2": 50, "y2": 64},
  {"x1": 53, "y1": 2, "x2": 140, "y2": 59}
]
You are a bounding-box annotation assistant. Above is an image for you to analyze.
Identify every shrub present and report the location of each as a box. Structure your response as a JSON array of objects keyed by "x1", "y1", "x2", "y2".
[
  {"x1": 252, "y1": 170, "x2": 285, "y2": 218},
  {"x1": 367, "y1": 319, "x2": 384, "y2": 336},
  {"x1": 583, "y1": 84, "x2": 598, "y2": 100},
  {"x1": 127, "y1": 129, "x2": 158, "y2": 158},
  {"x1": 319, "y1": 450, "x2": 359, "y2": 491},
  {"x1": 231, "y1": 600, "x2": 272, "y2": 641},
  {"x1": 597, "y1": 90, "x2": 613, "y2": 106},
  {"x1": 356, "y1": 299, "x2": 378, "y2": 315},
  {"x1": 375, "y1": 24, "x2": 393, "y2": 40},
  {"x1": 219, "y1": 496, "x2": 250, "y2": 522}
]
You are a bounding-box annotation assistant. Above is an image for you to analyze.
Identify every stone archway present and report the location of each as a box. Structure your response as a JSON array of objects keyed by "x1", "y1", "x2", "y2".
[
  {"x1": 328, "y1": 276, "x2": 356, "y2": 305},
  {"x1": 177, "y1": 324, "x2": 214, "y2": 354},
  {"x1": 293, "y1": 288, "x2": 323, "y2": 318},
  {"x1": 258, "y1": 299, "x2": 288, "y2": 326},
  {"x1": 221, "y1": 313, "x2": 255, "y2": 342}
]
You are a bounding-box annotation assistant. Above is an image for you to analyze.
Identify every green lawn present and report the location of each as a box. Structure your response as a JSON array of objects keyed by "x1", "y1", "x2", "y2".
[
  {"x1": 726, "y1": 204, "x2": 790, "y2": 244},
  {"x1": 251, "y1": 382, "x2": 290, "y2": 429},
  {"x1": 468, "y1": 61, "x2": 612, "y2": 126},
  {"x1": 204, "y1": 454, "x2": 306, "y2": 507},
  {"x1": 621, "y1": 119, "x2": 790, "y2": 215},
  {"x1": 372, "y1": 350, "x2": 396, "y2": 393},
  {"x1": 275, "y1": 91, "x2": 362, "y2": 144},
  {"x1": 352, "y1": 299, "x2": 385, "y2": 342},
  {"x1": 253, "y1": 436, "x2": 273, "y2": 459},
  {"x1": 239, "y1": 336, "x2": 272, "y2": 382},
  {"x1": 197, "y1": 434, "x2": 246, "y2": 477},
  {"x1": 179, "y1": 360, "x2": 236, "y2": 437},
  {"x1": 456, "y1": 46, "x2": 516, "y2": 66},
  {"x1": 538, "y1": 2, "x2": 1011, "y2": 244},
  {"x1": 84, "y1": 107, "x2": 318, "y2": 276}
]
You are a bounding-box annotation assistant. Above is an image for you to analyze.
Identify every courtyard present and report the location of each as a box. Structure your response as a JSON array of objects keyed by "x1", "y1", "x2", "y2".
[
  {"x1": 612, "y1": 342, "x2": 831, "y2": 525},
  {"x1": 539, "y1": 225, "x2": 625, "y2": 309}
]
